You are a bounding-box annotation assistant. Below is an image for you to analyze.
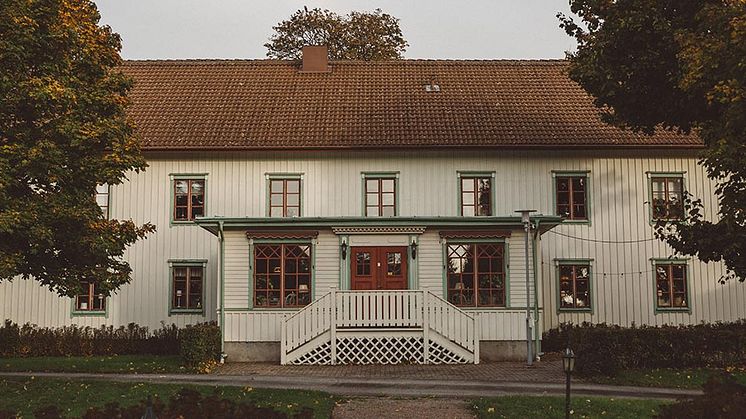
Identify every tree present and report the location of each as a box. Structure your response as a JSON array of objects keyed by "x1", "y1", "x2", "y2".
[
  {"x1": 558, "y1": 0, "x2": 746, "y2": 282},
  {"x1": 0, "y1": 0, "x2": 155, "y2": 297},
  {"x1": 265, "y1": 7, "x2": 408, "y2": 60}
]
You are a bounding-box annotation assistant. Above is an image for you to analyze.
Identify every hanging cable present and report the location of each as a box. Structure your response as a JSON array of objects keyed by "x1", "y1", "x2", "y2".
[{"x1": 546, "y1": 229, "x2": 657, "y2": 244}]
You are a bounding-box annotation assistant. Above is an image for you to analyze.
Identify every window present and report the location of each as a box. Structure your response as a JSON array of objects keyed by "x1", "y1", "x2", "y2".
[
  {"x1": 460, "y1": 176, "x2": 492, "y2": 216},
  {"x1": 95, "y1": 184, "x2": 110, "y2": 219},
  {"x1": 75, "y1": 281, "x2": 106, "y2": 312},
  {"x1": 651, "y1": 176, "x2": 684, "y2": 220},
  {"x1": 446, "y1": 243, "x2": 505, "y2": 307},
  {"x1": 172, "y1": 265, "x2": 203, "y2": 312},
  {"x1": 269, "y1": 178, "x2": 301, "y2": 217},
  {"x1": 556, "y1": 175, "x2": 588, "y2": 221},
  {"x1": 365, "y1": 177, "x2": 396, "y2": 216},
  {"x1": 254, "y1": 244, "x2": 311, "y2": 308},
  {"x1": 173, "y1": 178, "x2": 205, "y2": 221},
  {"x1": 655, "y1": 262, "x2": 689, "y2": 310},
  {"x1": 558, "y1": 263, "x2": 591, "y2": 310}
]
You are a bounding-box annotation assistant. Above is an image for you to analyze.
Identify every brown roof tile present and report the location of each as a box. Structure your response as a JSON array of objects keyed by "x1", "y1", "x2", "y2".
[{"x1": 122, "y1": 60, "x2": 701, "y2": 150}]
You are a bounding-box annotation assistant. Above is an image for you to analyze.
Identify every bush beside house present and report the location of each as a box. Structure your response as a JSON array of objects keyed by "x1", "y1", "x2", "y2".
[
  {"x1": 543, "y1": 321, "x2": 746, "y2": 376},
  {"x1": 0, "y1": 319, "x2": 220, "y2": 368}
]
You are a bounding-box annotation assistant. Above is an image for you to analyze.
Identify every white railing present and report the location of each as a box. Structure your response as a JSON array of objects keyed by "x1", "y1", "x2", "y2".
[{"x1": 280, "y1": 289, "x2": 480, "y2": 365}]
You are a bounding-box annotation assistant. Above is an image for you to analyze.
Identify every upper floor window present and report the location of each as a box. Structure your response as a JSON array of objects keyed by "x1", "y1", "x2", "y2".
[
  {"x1": 558, "y1": 262, "x2": 591, "y2": 311},
  {"x1": 172, "y1": 264, "x2": 204, "y2": 312},
  {"x1": 446, "y1": 242, "x2": 506, "y2": 307},
  {"x1": 254, "y1": 243, "x2": 312, "y2": 308},
  {"x1": 365, "y1": 176, "x2": 396, "y2": 216},
  {"x1": 650, "y1": 175, "x2": 684, "y2": 221},
  {"x1": 655, "y1": 261, "x2": 689, "y2": 310},
  {"x1": 269, "y1": 178, "x2": 301, "y2": 217},
  {"x1": 555, "y1": 175, "x2": 588, "y2": 221},
  {"x1": 460, "y1": 176, "x2": 493, "y2": 216},
  {"x1": 173, "y1": 178, "x2": 205, "y2": 222},
  {"x1": 95, "y1": 184, "x2": 110, "y2": 219},
  {"x1": 75, "y1": 280, "x2": 106, "y2": 313}
]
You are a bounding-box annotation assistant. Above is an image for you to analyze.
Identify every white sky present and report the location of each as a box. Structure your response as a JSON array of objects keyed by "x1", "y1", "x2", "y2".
[{"x1": 97, "y1": 0, "x2": 577, "y2": 60}]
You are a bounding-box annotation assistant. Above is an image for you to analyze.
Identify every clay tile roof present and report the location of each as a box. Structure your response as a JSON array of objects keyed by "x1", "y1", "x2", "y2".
[{"x1": 122, "y1": 59, "x2": 702, "y2": 150}]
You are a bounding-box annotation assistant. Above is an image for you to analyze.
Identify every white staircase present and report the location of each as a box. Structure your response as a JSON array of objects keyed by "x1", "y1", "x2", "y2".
[{"x1": 280, "y1": 290, "x2": 480, "y2": 365}]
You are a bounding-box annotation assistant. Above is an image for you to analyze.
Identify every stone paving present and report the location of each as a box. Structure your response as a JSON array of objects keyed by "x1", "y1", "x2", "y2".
[
  {"x1": 332, "y1": 397, "x2": 476, "y2": 419},
  {"x1": 214, "y1": 355, "x2": 565, "y2": 384}
]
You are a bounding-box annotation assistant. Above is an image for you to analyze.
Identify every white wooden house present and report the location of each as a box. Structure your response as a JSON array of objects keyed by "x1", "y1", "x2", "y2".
[{"x1": 2, "y1": 47, "x2": 743, "y2": 364}]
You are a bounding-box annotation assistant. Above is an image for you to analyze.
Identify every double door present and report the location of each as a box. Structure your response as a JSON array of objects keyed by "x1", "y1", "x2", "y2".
[{"x1": 350, "y1": 247, "x2": 408, "y2": 290}]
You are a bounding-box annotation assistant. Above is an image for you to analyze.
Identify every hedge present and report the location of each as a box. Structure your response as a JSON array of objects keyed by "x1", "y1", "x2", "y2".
[
  {"x1": 658, "y1": 374, "x2": 746, "y2": 419},
  {"x1": 0, "y1": 320, "x2": 220, "y2": 365},
  {"x1": 543, "y1": 321, "x2": 746, "y2": 376}
]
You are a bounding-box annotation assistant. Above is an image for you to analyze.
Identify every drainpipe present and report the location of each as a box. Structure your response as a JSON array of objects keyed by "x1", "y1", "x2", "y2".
[
  {"x1": 532, "y1": 220, "x2": 541, "y2": 357},
  {"x1": 218, "y1": 221, "x2": 226, "y2": 362}
]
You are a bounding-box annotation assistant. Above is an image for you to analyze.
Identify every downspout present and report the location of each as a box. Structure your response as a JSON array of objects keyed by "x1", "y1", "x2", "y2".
[
  {"x1": 218, "y1": 221, "x2": 226, "y2": 361},
  {"x1": 532, "y1": 220, "x2": 542, "y2": 357}
]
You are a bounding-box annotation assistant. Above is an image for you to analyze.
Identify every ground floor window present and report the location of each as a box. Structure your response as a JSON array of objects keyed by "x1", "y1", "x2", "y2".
[
  {"x1": 172, "y1": 265, "x2": 204, "y2": 311},
  {"x1": 655, "y1": 261, "x2": 689, "y2": 310},
  {"x1": 446, "y1": 242, "x2": 506, "y2": 307},
  {"x1": 254, "y1": 243, "x2": 312, "y2": 308},
  {"x1": 558, "y1": 262, "x2": 591, "y2": 311},
  {"x1": 75, "y1": 281, "x2": 106, "y2": 312}
]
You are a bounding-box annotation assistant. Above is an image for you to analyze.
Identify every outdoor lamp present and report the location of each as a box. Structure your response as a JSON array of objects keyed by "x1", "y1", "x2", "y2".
[
  {"x1": 410, "y1": 240, "x2": 418, "y2": 259},
  {"x1": 562, "y1": 347, "x2": 575, "y2": 373},
  {"x1": 340, "y1": 241, "x2": 348, "y2": 260}
]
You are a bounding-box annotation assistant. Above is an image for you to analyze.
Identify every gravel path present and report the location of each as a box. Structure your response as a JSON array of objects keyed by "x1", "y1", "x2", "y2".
[{"x1": 332, "y1": 397, "x2": 476, "y2": 419}]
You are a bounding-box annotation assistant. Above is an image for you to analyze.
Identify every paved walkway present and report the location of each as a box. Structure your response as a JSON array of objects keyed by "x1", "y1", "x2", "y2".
[{"x1": 333, "y1": 397, "x2": 476, "y2": 419}]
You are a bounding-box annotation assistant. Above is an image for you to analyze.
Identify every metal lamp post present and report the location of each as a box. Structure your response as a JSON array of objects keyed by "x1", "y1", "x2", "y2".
[
  {"x1": 515, "y1": 209, "x2": 536, "y2": 366},
  {"x1": 562, "y1": 347, "x2": 576, "y2": 419}
]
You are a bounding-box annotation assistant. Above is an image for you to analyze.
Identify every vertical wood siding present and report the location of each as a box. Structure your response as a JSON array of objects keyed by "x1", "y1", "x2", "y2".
[{"x1": 1, "y1": 149, "x2": 740, "y2": 339}]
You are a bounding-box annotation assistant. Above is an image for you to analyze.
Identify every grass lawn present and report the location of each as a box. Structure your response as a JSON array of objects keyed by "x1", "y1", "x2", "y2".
[
  {"x1": 472, "y1": 396, "x2": 668, "y2": 419},
  {"x1": 585, "y1": 368, "x2": 746, "y2": 389},
  {"x1": 0, "y1": 355, "x2": 187, "y2": 374},
  {"x1": 0, "y1": 376, "x2": 339, "y2": 418}
]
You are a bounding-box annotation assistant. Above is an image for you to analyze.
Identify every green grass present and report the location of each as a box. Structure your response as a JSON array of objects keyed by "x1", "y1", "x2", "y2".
[
  {"x1": 0, "y1": 376, "x2": 339, "y2": 418},
  {"x1": 471, "y1": 396, "x2": 668, "y2": 419},
  {"x1": 585, "y1": 368, "x2": 746, "y2": 389},
  {"x1": 0, "y1": 355, "x2": 187, "y2": 374}
]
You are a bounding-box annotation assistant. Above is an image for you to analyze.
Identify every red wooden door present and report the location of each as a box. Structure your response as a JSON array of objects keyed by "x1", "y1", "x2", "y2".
[{"x1": 350, "y1": 247, "x2": 408, "y2": 290}]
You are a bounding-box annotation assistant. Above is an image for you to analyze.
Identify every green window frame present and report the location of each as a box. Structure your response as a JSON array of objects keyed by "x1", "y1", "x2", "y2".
[
  {"x1": 652, "y1": 259, "x2": 691, "y2": 313},
  {"x1": 170, "y1": 174, "x2": 208, "y2": 225},
  {"x1": 169, "y1": 260, "x2": 207, "y2": 315},
  {"x1": 362, "y1": 172, "x2": 399, "y2": 217},
  {"x1": 71, "y1": 280, "x2": 107, "y2": 317},
  {"x1": 647, "y1": 172, "x2": 685, "y2": 223},
  {"x1": 266, "y1": 173, "x2": 303, "y2": 218},
  {"x1": 457, "y1": 171, "x2": 495, "y2": 217},
  {"x1": 444, "y1": 241, "x2": 507, "y2": 308},
  {"x1": 555, "y1": 259, "x2": 593, "y2": 312},
  {"x1": 552, "y1": 171, "x2": 591, "y2": 223}
]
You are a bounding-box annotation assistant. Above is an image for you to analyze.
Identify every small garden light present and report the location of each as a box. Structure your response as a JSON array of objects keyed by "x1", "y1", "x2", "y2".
[{"x1": 563, "y1": 347, "x2": 576, "y2": 419}]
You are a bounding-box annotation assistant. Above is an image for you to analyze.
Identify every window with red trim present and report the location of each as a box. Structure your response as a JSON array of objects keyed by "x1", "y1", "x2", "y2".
[
  {"x1": 254, "y1": 244, "x2": 311, "y2": 308},
  {"x1": 651, "y1": 177, "x2": 684, "y2": 220},
  {"x1": 460, "y1": 177, "x2": 492, "y2": 216},
  {"x1": 269, "y1": 179, "x2": 301, "y2": 217},
  {"x1": 656, "y1": 263, "x2": 688, "y2": 309},
  {"x1": 75, "y1": 281, "x2": 106, "y2": 312},
  {"x1": 174, "y1": 179, "x2": 205, "y2": 221},
  {"x1": 556, "y1": 176, "x2": 587, "y2": 220},
  {"x1": 365, "y1": 177, "x2": 396, "y2": 216},
  {"x1": 446, "y1": 243, "x2": 505, "y2": 307},
  {"x1": 558, "y1": 264, "x2": 591, "y2": 310},
  {"x1": 172, "y1": 266, "x2": 203, "y2": 311}
]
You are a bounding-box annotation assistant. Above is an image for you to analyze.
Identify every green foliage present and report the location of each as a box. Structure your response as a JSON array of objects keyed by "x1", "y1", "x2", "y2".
[
  {"x1": 472, "y1": 395, "x2": 667, "y2": 419},
  {"x1": 0, "y1": 354, "x2": 185, "y2": 374},
  {"x1": 0, "y1": 0, "x2": 156, "y2": 297},
  {"x1": 0, "y1": 320, "x2": 178, "y2": 357},
  {"x1": 658, "y1": 374, "x2": 746, "y2": 419},
  {"x1": 558, "y1": 0, "x2": 746, "y2": 282},
  {"x1": 543, "y1": 322, "x2": 746, "y2": 376},
  {"x1": 265, "y1": 7, "x2": 408, "y2": 60},
  {"x1": 178, "y1": 322, "x2": 221, "y2": 368}
]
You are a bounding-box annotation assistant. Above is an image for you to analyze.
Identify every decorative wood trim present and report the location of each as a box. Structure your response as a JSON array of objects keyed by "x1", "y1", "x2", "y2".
[
  {"x1": 332, "y1": 226, "x2": 426, "y2": 235},
  {"x1": 439, "y1": 230, "x2": 512, "y2": 239},
  {"x1": 245, "y1": 230, "x2": 319, "y2": 240}
]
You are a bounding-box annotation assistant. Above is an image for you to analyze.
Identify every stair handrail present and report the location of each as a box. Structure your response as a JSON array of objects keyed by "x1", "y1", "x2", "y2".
[{"x1": 425, "y1": 290, "x2": 478, "y2": 354}]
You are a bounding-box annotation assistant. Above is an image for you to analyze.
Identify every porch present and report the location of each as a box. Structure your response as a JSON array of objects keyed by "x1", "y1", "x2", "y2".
[{"x1": 280, "y1": 289, "x2": 479, "y2": 365}]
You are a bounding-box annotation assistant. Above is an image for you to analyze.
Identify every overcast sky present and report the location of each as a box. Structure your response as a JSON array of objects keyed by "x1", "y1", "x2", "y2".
[{"x1": 97, "y1": 0, "x2": 577, "y2": 60}]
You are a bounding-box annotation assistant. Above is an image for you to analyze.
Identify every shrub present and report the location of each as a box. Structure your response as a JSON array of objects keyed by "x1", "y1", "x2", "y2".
[
  {"x1": 178, "y1": 322, "x2": 221, "y2": 369},
  {"x1": 658, "y1": 374, "x2": 746, "y2": 419},
  {"x1": 543, "y1": 321, "x2": 746, "y2": 376}
]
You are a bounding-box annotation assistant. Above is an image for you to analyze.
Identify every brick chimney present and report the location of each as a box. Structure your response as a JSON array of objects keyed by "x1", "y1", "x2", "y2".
[{"x1": 300, "y1": 45, "x2": 330, "y2": 73}]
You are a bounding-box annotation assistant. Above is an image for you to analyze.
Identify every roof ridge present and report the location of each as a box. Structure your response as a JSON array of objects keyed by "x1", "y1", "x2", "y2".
[{"x1": 122, "y1": 58, "x2": 568, "y2": 65}]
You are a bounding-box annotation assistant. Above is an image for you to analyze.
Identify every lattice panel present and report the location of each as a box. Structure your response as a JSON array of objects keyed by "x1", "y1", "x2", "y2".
[
  {"x1": 288, "y1": 341, "x2": 332, "y2": 365},
  {"x1": 336, "y1": 336, "x2": 425, "y2": 365},
  {"x1": 427, "y1": 339, "x2": 471, "y2": 364}
]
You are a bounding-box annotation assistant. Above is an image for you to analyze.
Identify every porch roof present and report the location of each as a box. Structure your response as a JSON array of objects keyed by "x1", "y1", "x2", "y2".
[{"x1": 194, "y1": 215, "x2": 564, "y2": 236}]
